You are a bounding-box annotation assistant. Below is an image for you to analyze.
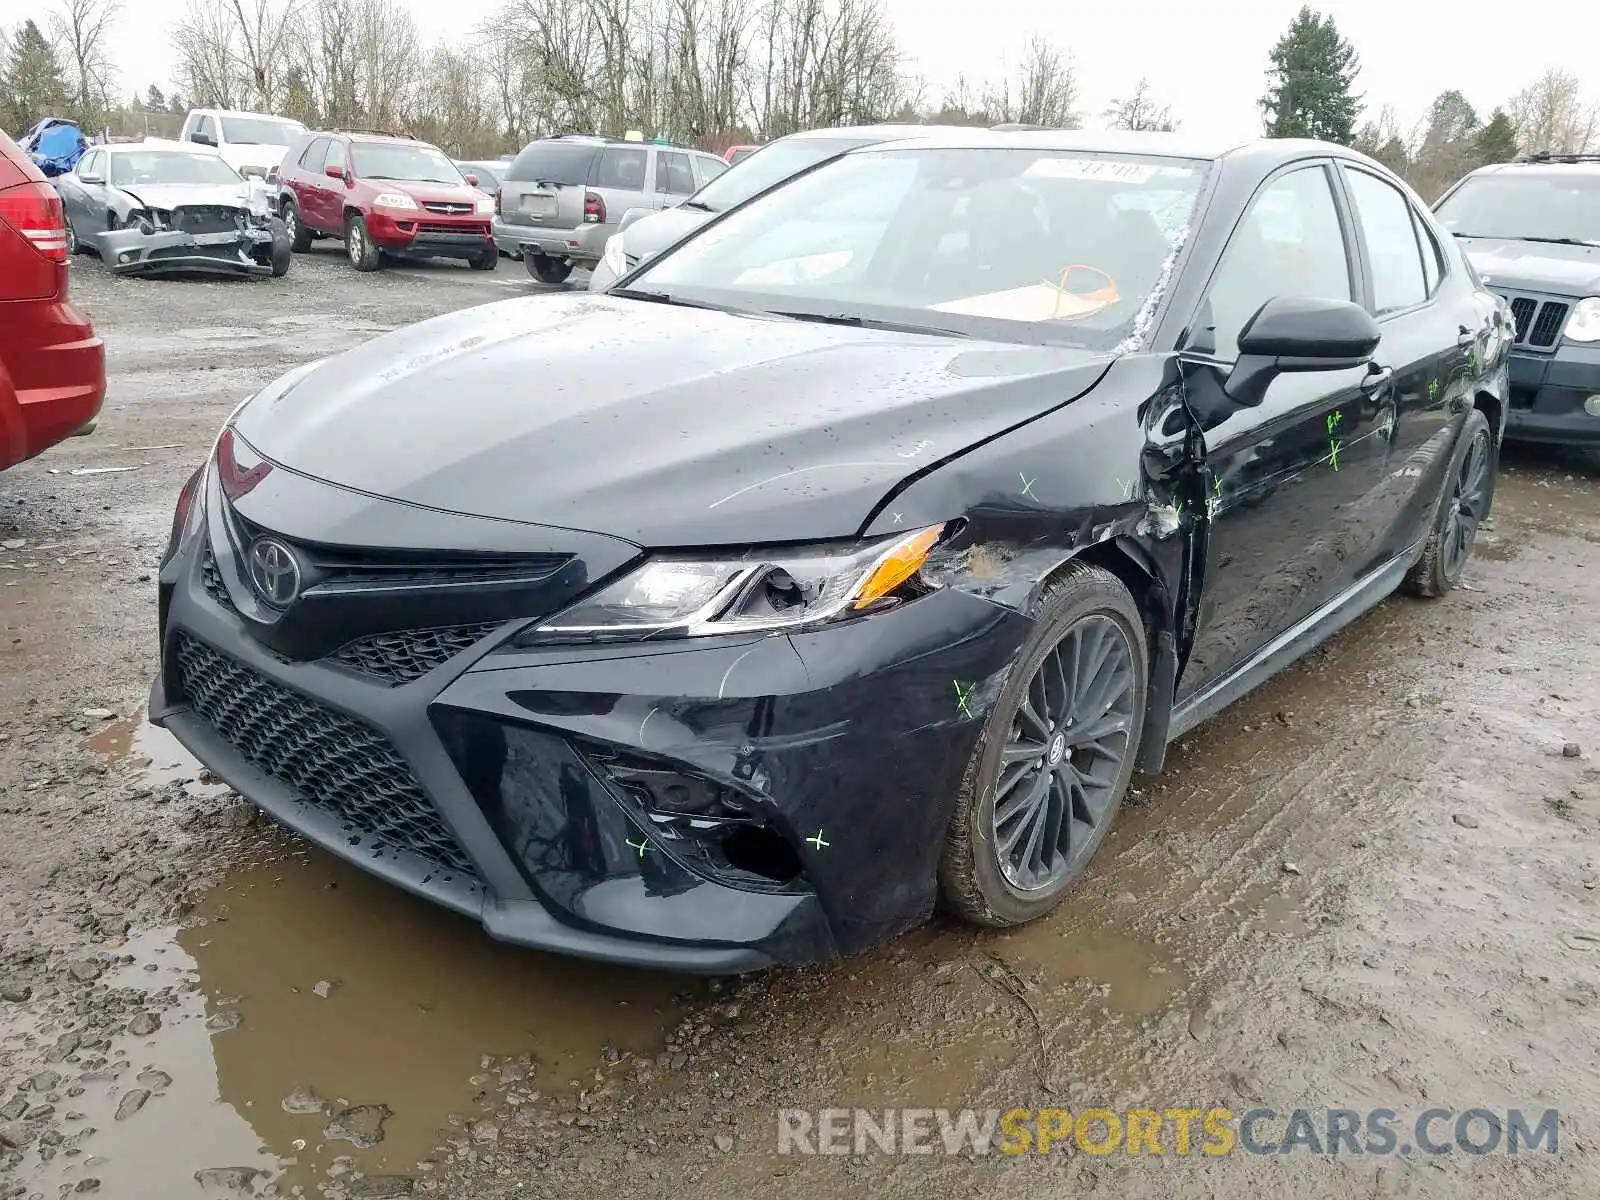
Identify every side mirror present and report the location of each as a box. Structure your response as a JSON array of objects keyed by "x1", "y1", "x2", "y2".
[
  {"x1": 465, "y1": 173, "x2": 479, "y2": 188},
  {"x1": 191, "y1": 131, "x2": 215, "y2": 147},
  {"x1": 1224, "y1": 296, "x2": 1380, "y2": 408},
  {"x1": 79, "y1": 171, "x2": 102, "y2": 184},
  {"x1": 325, "y1": 164, "x2": 347, "y2": 181}
]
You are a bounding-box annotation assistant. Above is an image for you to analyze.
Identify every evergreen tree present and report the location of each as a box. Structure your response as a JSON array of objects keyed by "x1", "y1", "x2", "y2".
[
  {"x1": 1260, "y1": 5, "x2": 1362, "y2": 144},
  {"x1": 145, "y1": 83, "x2": 166, "y2": 110},
  {"x1": 1476, "y1": 108, "x2": 1519, "y2": 165},
  {"x1": 1, "y1": 20, "x2": 72, "y2": 131}
]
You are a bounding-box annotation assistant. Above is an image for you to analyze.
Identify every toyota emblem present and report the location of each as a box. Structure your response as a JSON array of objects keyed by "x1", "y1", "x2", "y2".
[{"x1": 247, "y1": 537, "x2": 302, "y2": 607}]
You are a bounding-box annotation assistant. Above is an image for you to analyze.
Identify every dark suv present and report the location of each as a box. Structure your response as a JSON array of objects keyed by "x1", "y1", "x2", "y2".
[
  {"x1": 1436, "y1": 154, "x2": 1600, "y2": 462},
  {"x1": 276, "y1": 130, "x2": 497, "y2": 272}
]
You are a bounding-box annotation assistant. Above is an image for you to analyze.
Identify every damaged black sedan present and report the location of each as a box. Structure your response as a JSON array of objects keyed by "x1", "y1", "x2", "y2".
[
  {"x1": 57, "y1": 141, "x2": 291, "y2": 278},
  {"x1": 150, "y1": 131, "x2": 1511, "y2": 971}
]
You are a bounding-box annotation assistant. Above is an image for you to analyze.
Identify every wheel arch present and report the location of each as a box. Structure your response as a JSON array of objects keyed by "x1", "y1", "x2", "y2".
[{"x1": 1473, "y1": 389, "x2": 1505, "y2": 447}]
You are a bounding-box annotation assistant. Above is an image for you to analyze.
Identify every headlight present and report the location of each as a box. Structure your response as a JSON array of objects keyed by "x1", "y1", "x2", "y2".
[
  {"x1": 238, "y1": 165, "x2": 266, "y2": 179},
  {"x1": 373, "y1": 192, "x2": 419, "y2": 210},
  {"x1": 1563, "y1": 297, "x2": 1600, "y2": 343},
  {"x1": 475, "y1": 194, "x2": 494, "y2": 215},
  {"x1": 520, "y1": 523, "x2": 951, "y2": 644},
  {"x1": 601, "y1": 232, "x2": 627, "y2": 277}
]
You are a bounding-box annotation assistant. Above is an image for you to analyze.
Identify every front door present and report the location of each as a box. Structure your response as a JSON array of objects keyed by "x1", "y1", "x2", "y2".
[{"x1": 1177, "y1": 160, "x2": 1393, "y2": 699}]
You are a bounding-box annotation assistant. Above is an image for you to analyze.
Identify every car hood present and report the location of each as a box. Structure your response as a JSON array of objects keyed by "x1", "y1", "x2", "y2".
[
  {"x1": 117, "y1": 182, "x2": 254, "y2": 211},
  {"x1": 1459, "y1": 236, "x2": 1600, "y2": 296},
  {"x1": 621, "y1": 206, "x2": 714, "y2": 260},
  {"x1": 233, "y1": 293, "x2": 1113, "y2": 547},
  {"x1": 216, "y1": 143, "x2": 291, "y2": 175}
]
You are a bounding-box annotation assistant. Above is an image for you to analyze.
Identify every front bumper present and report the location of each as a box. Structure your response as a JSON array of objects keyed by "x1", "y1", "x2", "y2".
[
  {"x1": 368, "y1": 212, "x2": 493, "y2": 260},
  {"x1": 150, "y1": 468, "x2": 1028, "y2": 970},
  {"x1": 101, "y1": 226, "x2": 276, "y2": 278},
  {"x1": 493, "y1": 217, "x2": 610, "y2": 265},
  {"x1": 1506, "y1": 343, "x2": 1600, "y2": 445}
]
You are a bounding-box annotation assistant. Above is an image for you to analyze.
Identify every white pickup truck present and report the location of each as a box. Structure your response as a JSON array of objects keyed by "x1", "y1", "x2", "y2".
[{"x1": 177, "y1": 109, "x2": 307, "y2": 179}]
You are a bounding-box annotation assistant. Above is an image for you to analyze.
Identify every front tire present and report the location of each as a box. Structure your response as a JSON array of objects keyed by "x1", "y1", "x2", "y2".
[
  {"x1": 1404, "y1": 408, "x2": 1495, "y2": 599},
  {"x1": 263, "y1": 216, "x2": 292, "y2": 277},
  {"x1": 65, "y1": 215, "x2": 80, "y2": 255},
  {"x1": 282, "y1": 199, "x2": 312, "y2": 252},
  {"x1": 345, "y1": 213, "x2": 381, "y2": 272},
  {"x1": 469, "y1": 244, "x2": 498, "y2": 271},
  {"x1": 939, "y1": 563, "x2": 1148, "y2": 927},
  {"x1": 525, "y1": 253, "x2": 572, "y2": 285}
]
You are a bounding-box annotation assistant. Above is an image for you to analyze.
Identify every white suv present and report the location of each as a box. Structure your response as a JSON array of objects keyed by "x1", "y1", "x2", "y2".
[{"x1": 178, "y1": 109, "x2": 307, "y2": 179}]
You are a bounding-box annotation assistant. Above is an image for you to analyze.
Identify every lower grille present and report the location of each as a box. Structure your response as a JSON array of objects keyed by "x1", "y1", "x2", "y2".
[
  {"x1": 172, "y1": 206, "x2": 246, "y2": 236},
  {"x1": 328, "y1": 622, "x2": 503, "y2": 685},
  {"x1": 173, "y1": 632, "x2": 476, "y2": 877},
  {"x1": 416, "y1": 222, "x2": 487, "y2": 235}
]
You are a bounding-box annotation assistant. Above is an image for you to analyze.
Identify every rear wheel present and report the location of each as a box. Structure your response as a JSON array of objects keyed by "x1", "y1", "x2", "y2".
[
  {"x1": 345, "y1": 213, "x2": 381, "y2": 272},
  {"x1": 281, "y1": 198, "x2": 312, "y2": 252},
  {"x1": 1405, "y1": 408, "x2": 1495, "y2": 598},
  {"x1": 939, "y1": 564, "x2": 1148, "y2": 927},
  {"x1": 64, "y1": 215, "x2": 80, "y2": 255},
  {"x1": 525, "y1": 253, "x2": 572, "y2": 285},
  {"x1": 261, "y1": 217, "x2": 292, "y2": 277}
]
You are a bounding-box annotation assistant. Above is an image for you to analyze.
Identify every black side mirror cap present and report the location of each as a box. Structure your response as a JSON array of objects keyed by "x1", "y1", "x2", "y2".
[{"x1": 1224, "y1": 296, "x2": 1381, "y2": 408}]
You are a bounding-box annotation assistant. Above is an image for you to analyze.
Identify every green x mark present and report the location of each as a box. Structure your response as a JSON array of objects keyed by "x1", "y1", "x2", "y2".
[
  {"x1": 953, "y1": 680, "x2": 976, "y2": 719},
  {"x1": 625, "y1": 837, "x2": 649, "y2": 858},
  {"x1": 1328, "y1": 439, "x2": 1342, "y2": 471}
]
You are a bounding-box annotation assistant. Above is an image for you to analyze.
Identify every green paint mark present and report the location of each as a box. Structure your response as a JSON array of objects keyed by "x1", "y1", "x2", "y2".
[
  {"x1": 626, "y1": 837, "x2": 649, "y2": 858},
  {"x1": 1428, "y1": 378, "x2": 1440, "y2": 400},
  {"x1": 1213, "y1": 475, "x2": 1223, "y2": 497},
  {"x1": 805, "y1": 830, "x2": 830, "y2": 851},
  {"x1": 1467, "y1": 349, "x2": 1478, "y2": 373},
  {"x1": 1328, "y1": 439, "x2": 1342, "y2": 471},
  {"x1": 953, "y1": 680, "x2": 976, "y2": 720},
  {"x1": 1326, "y1": 410, "x2": 1344, "y2": 435},
  {"x1": 1018, "y1": 472, "x2": 1038, "y2": 499}
]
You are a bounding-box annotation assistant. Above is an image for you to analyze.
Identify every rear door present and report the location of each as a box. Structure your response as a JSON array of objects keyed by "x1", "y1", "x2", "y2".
[
  {"x1": 314, "y1": 138, "x2": 348, "y2": 232},
  {"x1": 498, "y1": 140, "x2": 601, "y2": 234},
  {"x1": 1177, "y1": 160, "x2": 1392, "y2": 698},
  {"x1": 1336, "y1": 163, "x2": 1472, "y2": 562},
  {"x1": 291, "y1": 137, "x2": 328, "y2": 228},
  {"x1": 652, "y1": 150, "x2": 698, "y2": 210},
  {"x1": 590, "y1": 144, "x2": 650, "y2": 223}
]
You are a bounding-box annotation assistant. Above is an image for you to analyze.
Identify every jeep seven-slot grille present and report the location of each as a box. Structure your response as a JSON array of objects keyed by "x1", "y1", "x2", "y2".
[
  {"x1": 328, "y1": 622, "x2": 503, "y2": 685},
  {"x1": 1503, "y1": 294, "x2": 1569, "y2": 350},
  {"x1": 173, "y1": 632, "x2": 476, "y2": 877}
]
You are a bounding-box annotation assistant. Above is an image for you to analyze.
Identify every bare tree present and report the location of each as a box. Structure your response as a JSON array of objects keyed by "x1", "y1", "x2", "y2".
[
  {"x1": 49, "y1": 0, "x2": 121, "y2": 126},
  {"x1": 976, "y1": 35, "x2": 1077, "y2": 129},
  {"x1": 1509, "y1": 68, "x2": 1596, "y2": 155},
  {"x1": 225, "y1": 0, "x2": 300, "y2": 110},
  {"x1": 173, "y1": 0, "x2": 242, "y2": 108},
  {"x1": 1104, "y1": 77, "x2": 1175, "y2": 132}
]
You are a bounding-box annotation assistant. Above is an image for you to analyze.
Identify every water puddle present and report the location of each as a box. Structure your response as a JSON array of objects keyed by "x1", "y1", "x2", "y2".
[{"x1": 27, "y1": 724, "x2": 697, "y2": 1196}]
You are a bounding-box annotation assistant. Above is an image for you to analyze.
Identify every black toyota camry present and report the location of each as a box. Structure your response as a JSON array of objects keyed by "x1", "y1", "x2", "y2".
[{"x1": 151, "y1": 130, "x2": 1512, "y2": 972}]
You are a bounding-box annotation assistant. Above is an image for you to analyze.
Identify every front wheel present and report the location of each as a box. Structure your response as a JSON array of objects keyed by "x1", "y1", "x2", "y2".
[
  {"x1": 281, "y1": 199, "x2": 312, "y2": 252},
  {"x1": 263, "y1": 217, "x2": 292, "y2": 277},
  {"x1": 525, "y1": 253, "x2": 572, "y2": 285},
  {"x1": 1404, "y1": 408, "x2": 1495, "y2": 598},
  {"x1": 65, "y1": 215, "x2": 80, "y2": 255},
  {"x1": 939, "y1": 563, "x2": 1148, "y2": 927},
  {"x1": 345, "y1": 213, "x2": 381, "y2": 272},
  {"x1": 469, "y1": 244, "x2": 498, "y2": 271}
]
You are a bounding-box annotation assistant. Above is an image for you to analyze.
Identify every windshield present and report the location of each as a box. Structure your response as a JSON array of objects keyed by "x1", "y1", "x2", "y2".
[
  {"x1": 351, "y1": 142, "x2": 464, "y2": 184},
  {"x1": 1435, "y1": 172, "x2": 1600, "y2": 245},
  {"x1": 219, "y1": 116, "x2": 302, "y2": 146},
  {"x1": 629, "y1": 147, "x2": 1209, "y2": 348},
  {"x1": 690, "y1": 137, "x2": 864, "y2": 211},
  {"x1": 110, "y1": 151, "x2": 243, "y2": 187}
]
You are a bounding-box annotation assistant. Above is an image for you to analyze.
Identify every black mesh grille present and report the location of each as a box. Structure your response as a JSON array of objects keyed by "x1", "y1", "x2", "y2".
[
  {"x1": 1509, "y1": 296, "x2": 1536, "y2": 342},
  {"x1": 172, "y1": 205, "x2": 245, "y2": 235},
  {"x1": 328, "y1": 622, "x2": 502, "y2": 685},
  {"x1": 200, "y1": 543, "x2": 236, "y2": 614},
  {"x1": 173, "y1": 633, "x2": 476, "y2": 877},
  {"x1": 1529, "y1": 301, "x2": 1568, "y2": 348}
]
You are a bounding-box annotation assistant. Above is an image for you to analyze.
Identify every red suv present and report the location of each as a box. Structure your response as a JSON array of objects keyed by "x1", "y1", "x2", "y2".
[
  {"x1": 0, "y1": 130, "x2": 104, "y2": 474},
  {"x1": 275, "y1": 130, "x2": 497, "y2": 272}
]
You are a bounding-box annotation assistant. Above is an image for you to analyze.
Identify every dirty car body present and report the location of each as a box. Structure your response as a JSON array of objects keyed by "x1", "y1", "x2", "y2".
[
  {"x1": 149, "y1": 131, "x2": 1510, "y2": 972},
  {"x1": 57, "y1": 143, "x2": 284, "y2": 277}
]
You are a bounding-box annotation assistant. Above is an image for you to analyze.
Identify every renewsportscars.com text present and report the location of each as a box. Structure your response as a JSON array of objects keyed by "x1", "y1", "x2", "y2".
[{"x1": 776, "y1": 1106, "x2": 1560, "y2": 1157}]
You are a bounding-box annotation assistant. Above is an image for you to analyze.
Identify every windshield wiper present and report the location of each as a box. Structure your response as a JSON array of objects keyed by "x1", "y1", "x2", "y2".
[
  {"x1": 1456, "y1": 232, "x2": 1600, "y2": 247},
  {"x1": 608, "y1": 287, "x2": 759, "y2": 316},
  {"x1": 768, "y1": 310, "x2": 973, "y2": 339},
  {"x1": 676, "y1": 199, "x2": 715, "y2": 212}
]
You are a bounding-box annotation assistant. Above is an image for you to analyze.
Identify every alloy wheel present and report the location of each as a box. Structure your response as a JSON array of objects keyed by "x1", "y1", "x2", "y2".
[
  {"x1": 1443, "y1": 427, "x2": 1492, "y2": 577},
  {"x1": 347, "y1": 223, "x2": 363, "y2": 264},
  {"x1": 992, "y1": 614, "x2": 1137, "y2": 892},
  {"x1": 284, "y1": 207, "x2": 297, "y2": 243}
]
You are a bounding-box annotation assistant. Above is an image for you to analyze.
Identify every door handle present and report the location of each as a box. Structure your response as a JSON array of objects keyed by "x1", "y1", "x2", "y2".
[{"x1": 1360, "y1": 365, "x2": 1394, "y2": 395}]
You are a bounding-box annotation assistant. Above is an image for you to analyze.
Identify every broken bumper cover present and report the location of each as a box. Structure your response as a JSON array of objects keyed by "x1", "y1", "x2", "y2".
[
  {"x1": 147, "y1": 483, "x2": 1031, "y2": 971},
  {"x1": 101, "y1": 226, "x2": 275, "y2": 277}
]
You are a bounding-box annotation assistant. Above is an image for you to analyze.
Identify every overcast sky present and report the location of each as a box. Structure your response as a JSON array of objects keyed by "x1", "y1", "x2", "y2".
[{"x1": 2, "y1": 0, "x2": 1596, "y2": 142}]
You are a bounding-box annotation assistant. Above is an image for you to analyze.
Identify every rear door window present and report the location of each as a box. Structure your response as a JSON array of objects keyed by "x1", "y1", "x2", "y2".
[
  {"x1": 1343, "y1": 167, "x2": 1428, "y2": 316},
  {"x1": 656, "y1": 151, "x2": 696, "y2": 195},
  {"x1": 595, "y1": 146, "x2": 648, "y2": 191},
  {"x1": 300, "y1": 138, "x2": 328, "y2": 173},
  {"x1": 505, "y1": 141, "x2": 601, "y2": 187}
]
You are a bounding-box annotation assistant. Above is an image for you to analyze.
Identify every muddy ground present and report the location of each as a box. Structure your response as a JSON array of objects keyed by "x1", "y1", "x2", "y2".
[{"x1": 2, "y1": 246, "x2": 1598, "y2": 1200}]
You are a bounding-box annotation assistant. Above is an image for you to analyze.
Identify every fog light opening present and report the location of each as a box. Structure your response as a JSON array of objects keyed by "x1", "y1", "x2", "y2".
[
  {"x1": 719, "y1": 826, "x2": 803, "y2": 884},
  {"x1": 1584, "y1": 395, "x2": 1600, "y2": 417}
]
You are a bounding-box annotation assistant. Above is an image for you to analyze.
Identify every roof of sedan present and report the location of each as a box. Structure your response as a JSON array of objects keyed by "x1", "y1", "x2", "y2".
[{"x1": 856, "y1": 128, "x2": 1363, "y2": 164}]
